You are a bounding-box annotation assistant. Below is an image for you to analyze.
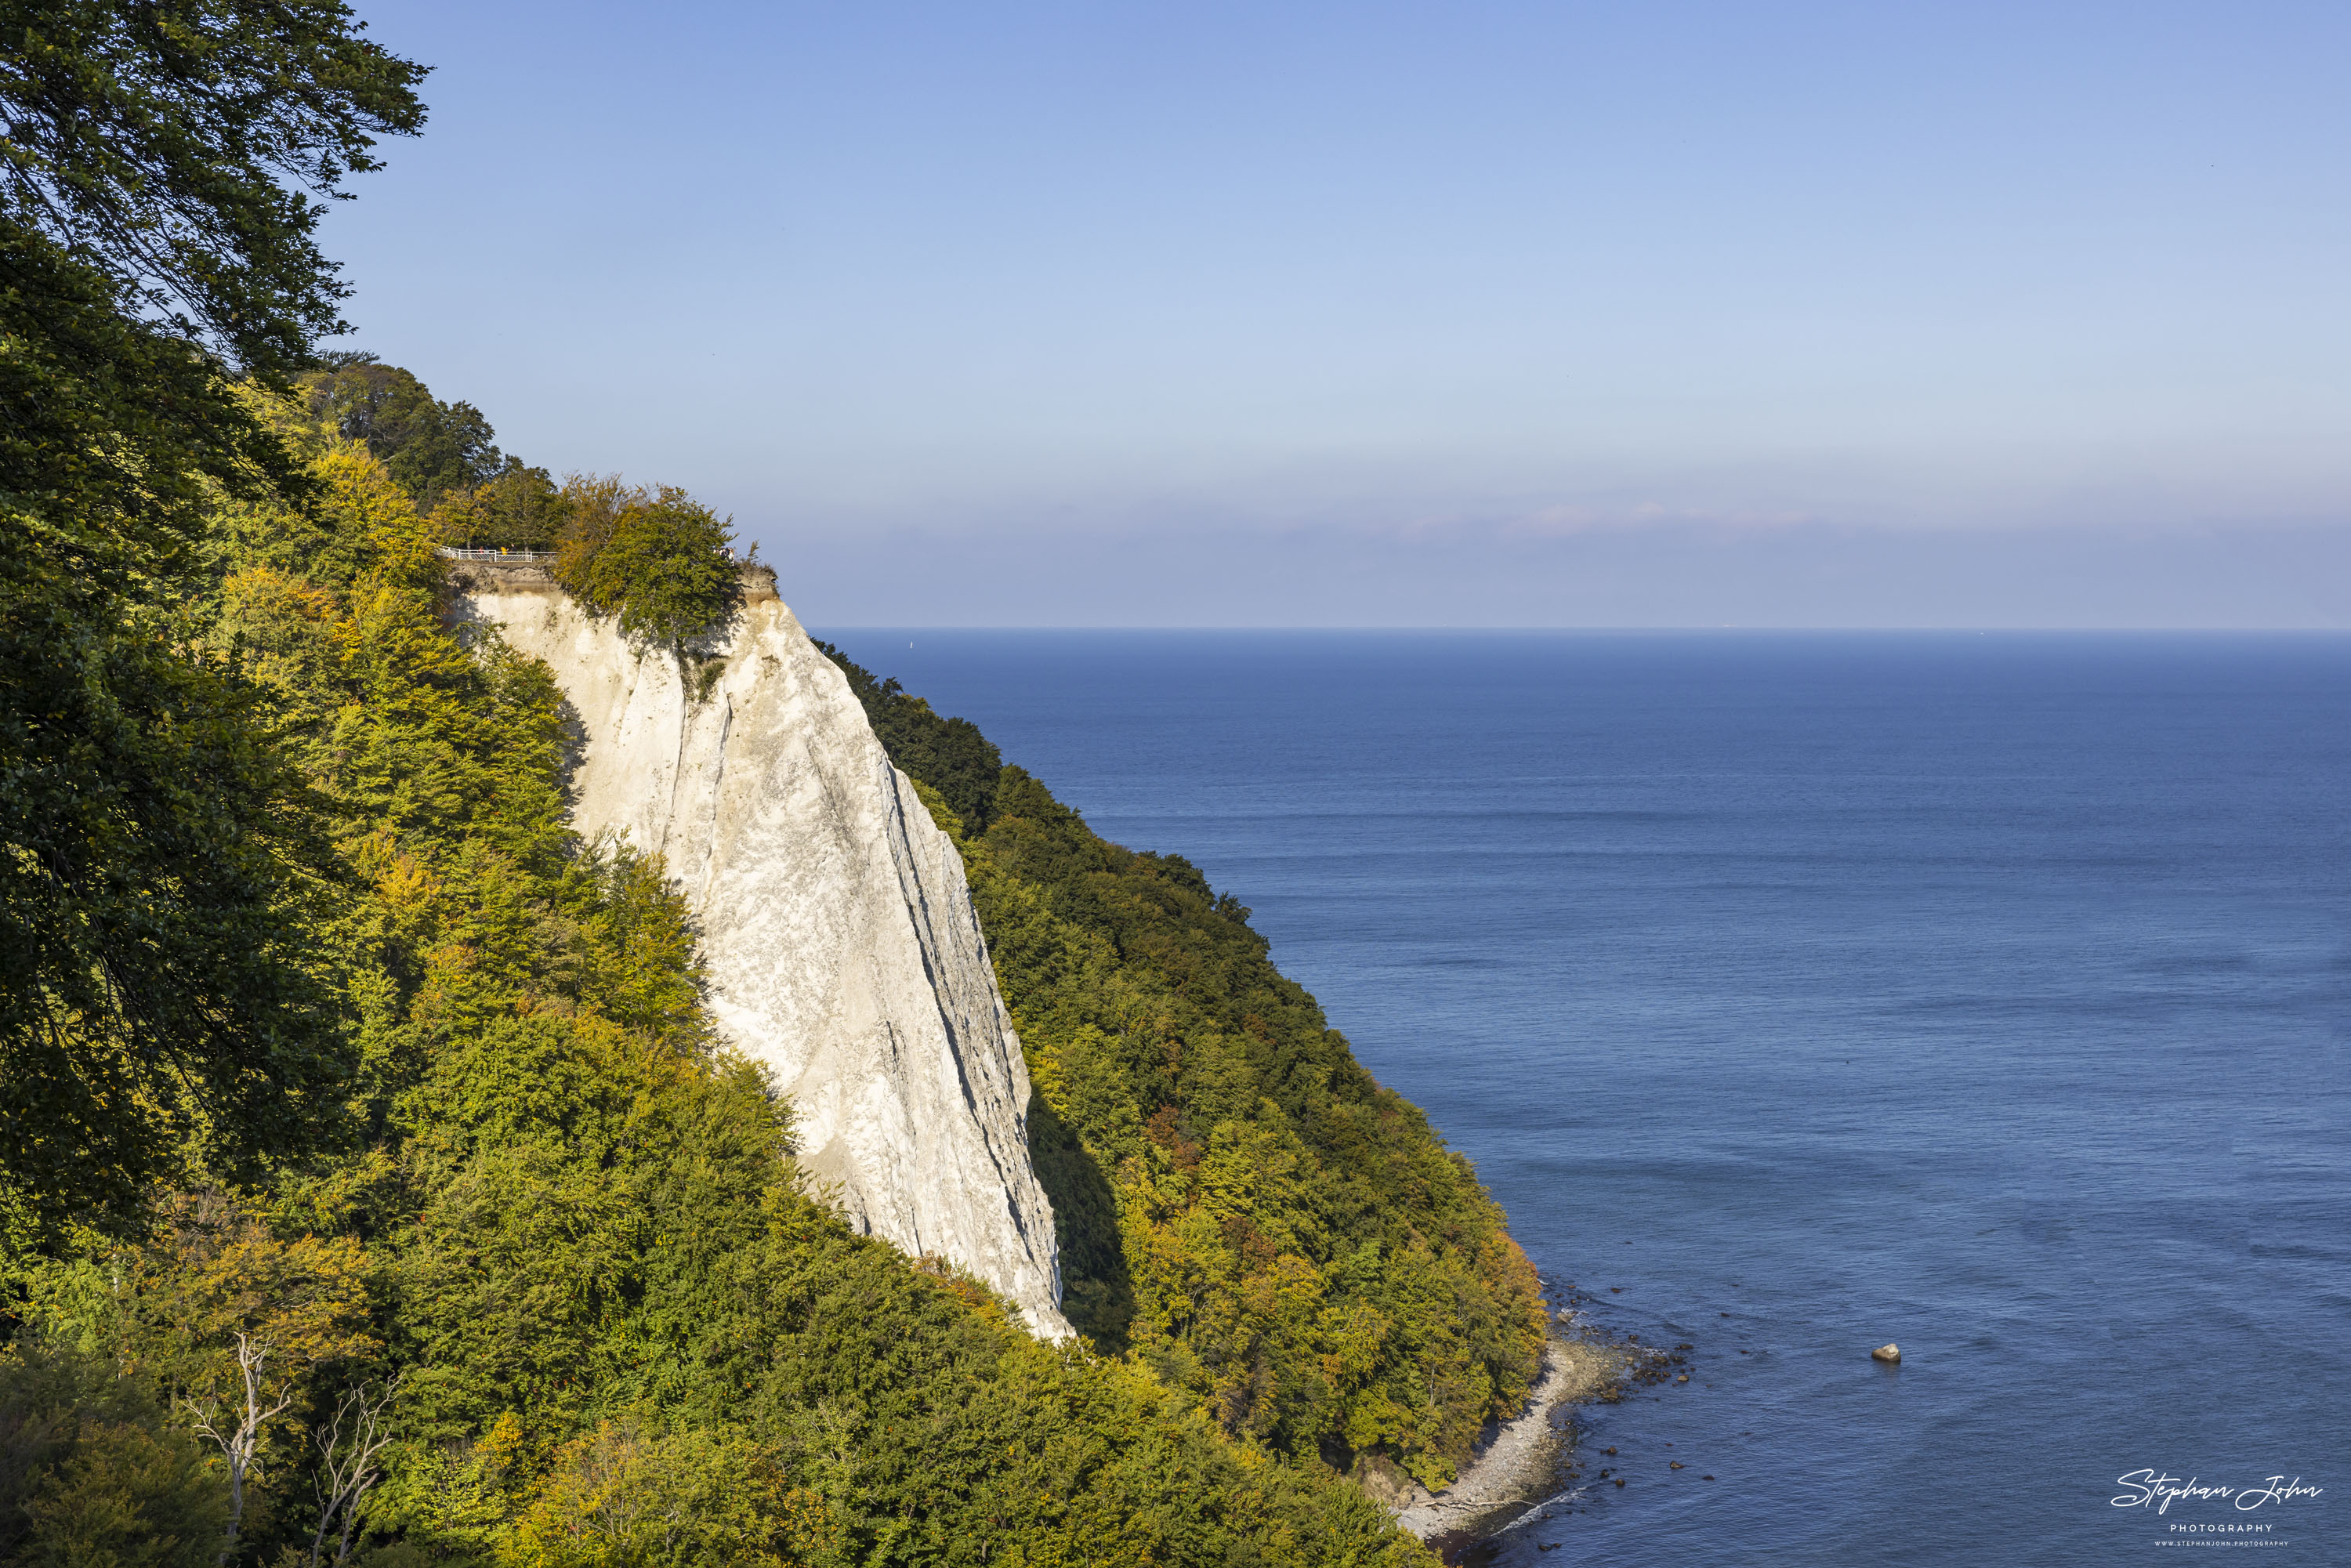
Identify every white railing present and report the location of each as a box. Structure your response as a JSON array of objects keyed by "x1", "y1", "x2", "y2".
[{"x1": 439, "y1": 547, "x2": 765, "y2": 569}]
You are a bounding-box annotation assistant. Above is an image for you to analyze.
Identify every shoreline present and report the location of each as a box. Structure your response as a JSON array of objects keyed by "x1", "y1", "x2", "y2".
[{"x1": 1391, "y1": 1327, "x2": 1636, "y2": 1546}]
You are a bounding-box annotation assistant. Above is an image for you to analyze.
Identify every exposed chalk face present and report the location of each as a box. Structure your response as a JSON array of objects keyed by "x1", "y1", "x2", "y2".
[{"x1": 451, "y1": 563, "x2": 1070, "y2": 1339}]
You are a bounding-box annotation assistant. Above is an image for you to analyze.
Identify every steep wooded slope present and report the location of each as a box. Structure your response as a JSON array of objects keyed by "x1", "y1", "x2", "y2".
[{"x1": 820, "y1": 647, "x2": 1548, "y2": 1490}]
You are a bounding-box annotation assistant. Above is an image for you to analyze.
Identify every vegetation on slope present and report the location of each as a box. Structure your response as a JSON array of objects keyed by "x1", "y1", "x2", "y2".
[
  {"x1": 302, "y1": 360, "x2": 517, "y2": 516},
  {"x1": 817, "y1": 652, "x2": 1549, "y2": 1492},
  {"x1": 1, "y1": 0, "x2": 424, "y2": 1251},
  {"x1": 9, "y1": 429, "x2": 1435, "y2": 1566},
  {"x1": 1, "y1": 5, "x2": 1537, "y2": 1557}
]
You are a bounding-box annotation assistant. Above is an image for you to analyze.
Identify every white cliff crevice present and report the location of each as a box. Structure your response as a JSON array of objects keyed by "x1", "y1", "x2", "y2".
[{"x1": 450, "y1": 563, "x2": 1070, "y2": 1338}]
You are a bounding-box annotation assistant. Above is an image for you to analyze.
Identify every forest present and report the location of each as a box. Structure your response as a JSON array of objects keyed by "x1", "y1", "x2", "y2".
[
  {"x1": 0, "y1": 4, "x2": 1543, "y2": 1563},
  {"x1": 817, "y1": 654, "x2": 1547, "y2": 1487}
]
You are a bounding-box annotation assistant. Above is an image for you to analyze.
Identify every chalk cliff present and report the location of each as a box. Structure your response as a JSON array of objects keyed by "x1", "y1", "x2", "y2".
[{"x1": 450, "y1": 562, "x2": 1070, "y2": 1339}]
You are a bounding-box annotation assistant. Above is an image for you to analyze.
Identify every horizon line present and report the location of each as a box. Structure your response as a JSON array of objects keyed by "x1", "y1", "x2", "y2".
[{"x1": 805, "y1": 623, "x2": 2351, "y2": 635}]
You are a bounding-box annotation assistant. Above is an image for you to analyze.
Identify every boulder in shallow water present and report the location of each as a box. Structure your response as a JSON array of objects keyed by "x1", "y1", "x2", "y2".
[{"x1": 1871, "y1": 1343, "x2": 1901, "y2": 1363}]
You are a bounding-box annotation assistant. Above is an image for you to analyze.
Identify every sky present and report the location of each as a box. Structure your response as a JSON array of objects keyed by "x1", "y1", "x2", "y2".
[{"x1": 321, "y1": 2, "x2": 2351, "y2": 626}]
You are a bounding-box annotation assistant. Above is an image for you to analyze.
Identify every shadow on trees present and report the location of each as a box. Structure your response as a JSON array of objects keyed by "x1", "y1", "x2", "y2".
[{"x1": 1027, "y1": 1090, "x2": 1134, "y2": 1350}]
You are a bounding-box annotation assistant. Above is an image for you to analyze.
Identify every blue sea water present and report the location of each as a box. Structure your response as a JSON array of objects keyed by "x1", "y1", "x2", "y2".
[{"x1": 815, "y1": 629, "x2": 2351, "y2": 1566}]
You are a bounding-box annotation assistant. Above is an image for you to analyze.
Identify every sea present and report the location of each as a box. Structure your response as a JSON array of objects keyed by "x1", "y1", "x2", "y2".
[{"x1": 813, "y1": 628, "x2": 2349, "y2": 1566}]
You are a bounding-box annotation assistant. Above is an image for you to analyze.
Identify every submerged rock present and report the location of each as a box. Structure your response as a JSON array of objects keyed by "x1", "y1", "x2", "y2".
[{"x1": 453, "y1": 563, "x2": 1070, "y2": 1339}]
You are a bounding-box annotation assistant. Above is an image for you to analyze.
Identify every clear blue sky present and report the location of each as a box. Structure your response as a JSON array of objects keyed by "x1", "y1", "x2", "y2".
[{"x1": 323, "y1": 2, "x2": 2351, "y2": 625}]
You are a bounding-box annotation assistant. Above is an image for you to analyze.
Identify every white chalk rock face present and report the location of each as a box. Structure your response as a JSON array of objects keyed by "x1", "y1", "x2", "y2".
[{"x1": 451, "y1": 563, "x2": 1070, "y2": 1339}]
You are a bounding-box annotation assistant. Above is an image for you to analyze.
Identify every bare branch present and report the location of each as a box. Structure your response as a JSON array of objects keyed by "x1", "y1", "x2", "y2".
[{"x1": 306, "y1": 1372, "x2": 403, "y2": 1566}]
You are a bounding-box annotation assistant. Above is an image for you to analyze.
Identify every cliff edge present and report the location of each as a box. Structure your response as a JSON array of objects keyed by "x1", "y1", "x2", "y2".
[{"x1": 451, "y1": 563, "x2": 1071, "y2": 1339}]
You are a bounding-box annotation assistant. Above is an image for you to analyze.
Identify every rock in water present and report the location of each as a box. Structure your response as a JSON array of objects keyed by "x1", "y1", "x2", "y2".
[
  {"x1": 1871, "y1": 1343, "x2": 1901, "y2": 1363},
  {"x1": 455, "y1": 563, "x2": 1071, "y2": 1339}
]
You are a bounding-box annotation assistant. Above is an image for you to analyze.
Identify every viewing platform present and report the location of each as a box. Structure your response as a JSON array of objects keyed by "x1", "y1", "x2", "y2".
[{"x1": 438, "y1": 547, "x2": 778, "y2": 603}]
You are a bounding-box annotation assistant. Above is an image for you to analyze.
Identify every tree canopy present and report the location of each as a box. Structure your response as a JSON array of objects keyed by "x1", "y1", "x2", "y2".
[
  {"x1": 436, "y1": 462, "x2": 566, "y2": 552},
  {"x1": 0, "y1": 0, "x2": 427, "y2": 376},
  {"x1": 819, "y1": 647, "x2": 1549, "y2": 1494},
  {"x1": 0, "y1": 0, "x2": 426, "y2": 1245},
  {"x1": 7, "y1": 434, "x2": 1439, "y2": 1566},
  {"x1": 552, "y1": 480, "x2": 745, "y2": 657},
  {"x1": 303, "y1": 360, "x2": 505, "y2": 512}
]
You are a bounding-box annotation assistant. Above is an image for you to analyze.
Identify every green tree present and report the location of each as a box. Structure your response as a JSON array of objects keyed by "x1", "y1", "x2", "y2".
[
  {"x1": 504, "y1": 1422, "x2": 813, "y2": 1568},
  {"x1": 125, "y1": 1193, "x2": 375, "y2": 1561},
  {"x1": 552, "y1": 485, "x2": 744, "y2": 660},
  {"x1": 0, "y1": 0, "x2": 425, "y2": 1245},
  {"x1": 0, "y1": 1342, "x2": 227, "y2": 1568},
  {"x1": 0, "y1": 230, "x2": 352, "y2": 1246},
  {"x1": 0, "y1": 0, "x2": 428, "y2": 375},
  {"x1": 303, "y1": 360, "x2": 507, "y2": 512},
  {"x1": 434, "y1": 463, "x2": 565, "y2": 552}
]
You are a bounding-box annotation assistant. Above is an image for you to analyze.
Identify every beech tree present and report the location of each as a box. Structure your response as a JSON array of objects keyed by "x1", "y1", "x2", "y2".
[
  {"x1": 0, "y1": 1343, "x2": 226, "y2": 1565},
  {"x1": 0, "y1": 0, "x2": 428, "y2": 372},
  {"x1": 0, "y1": 1, "x2": 426, "y2": 1244},
  {"x1": 303, "y1": 360, "x2": 506, "y2": 511},
  {"x1": 552, "y1": 480, "x2": 746, "y2": 661},
  {"x1": 132, "y1": 1194, "x2": 375, "y2": 1563}
]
